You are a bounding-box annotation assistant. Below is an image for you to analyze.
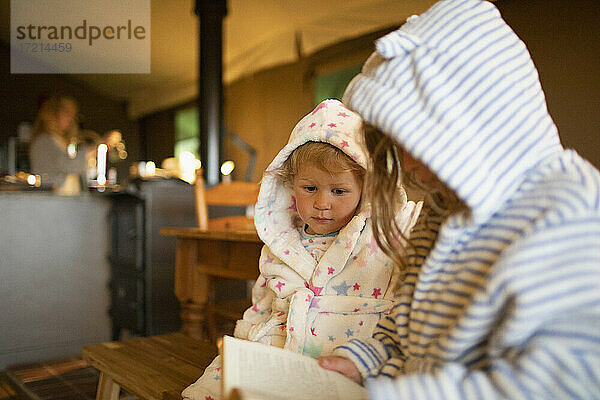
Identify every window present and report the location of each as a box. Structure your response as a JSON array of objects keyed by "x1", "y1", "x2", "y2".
[
  {"x1": 174, "y1": 107, "x2": 199, "y2": 159},
  {"x1": 313, "y1": 64, "x2": 362, "y2": 105}
]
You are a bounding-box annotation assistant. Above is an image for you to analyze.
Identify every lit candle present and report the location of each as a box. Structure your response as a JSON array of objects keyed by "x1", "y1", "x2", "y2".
[
  {"x1": 146, "y1": 161, "x2": 156, "y2": 176},
  {"x1": 179, "y1": 152, "x2": 201, "y2": 183},
  {"x1": 97, "y1": 144, "x2": 108, "y2": 185},
  {"x1": 220, "y1": 160, "x2": 235, "y2": 184}
]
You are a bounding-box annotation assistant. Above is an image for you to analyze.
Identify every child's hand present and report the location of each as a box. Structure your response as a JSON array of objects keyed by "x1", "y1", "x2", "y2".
[{"x1": 318, "y1": 356, "x2": 362, "y2": 385}]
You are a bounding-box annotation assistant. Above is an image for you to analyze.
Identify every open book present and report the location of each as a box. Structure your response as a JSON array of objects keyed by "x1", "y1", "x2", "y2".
[{"x1": 221, "y1": 336, "x2": 368, "y2": 400}]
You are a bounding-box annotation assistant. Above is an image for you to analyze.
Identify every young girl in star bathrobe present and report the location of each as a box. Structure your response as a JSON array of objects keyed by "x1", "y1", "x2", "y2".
[{"x1": 182, "y1": 99, "x2": 421, "y2": 400}]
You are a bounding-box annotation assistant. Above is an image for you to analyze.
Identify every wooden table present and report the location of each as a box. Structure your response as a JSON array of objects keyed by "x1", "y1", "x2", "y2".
[
  {"x1": 82, "y1": 333, "x2": 217, "y2": 400},
  {"x1": 161, "y1": 219, "x2": 263, "y2": 340}
]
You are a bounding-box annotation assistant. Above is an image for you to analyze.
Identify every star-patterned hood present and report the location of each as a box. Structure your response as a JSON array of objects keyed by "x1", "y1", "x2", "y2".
[{"x1": 254, "y1": 99, "x2": 369, "y2": 272}]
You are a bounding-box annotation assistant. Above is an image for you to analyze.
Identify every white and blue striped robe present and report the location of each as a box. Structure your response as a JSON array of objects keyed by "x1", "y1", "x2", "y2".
[{"x1": 338, "y1": 0, "x2": 600, "y2": 398}]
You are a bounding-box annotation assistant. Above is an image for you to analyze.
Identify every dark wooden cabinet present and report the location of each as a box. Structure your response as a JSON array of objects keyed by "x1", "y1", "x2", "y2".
[{"x1": 107, "y1": 178, "x2": 196, "y2": 339}]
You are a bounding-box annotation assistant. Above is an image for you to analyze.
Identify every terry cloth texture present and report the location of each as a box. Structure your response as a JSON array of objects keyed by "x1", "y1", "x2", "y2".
[
  {"x1": 337, "y1": 0, "x2": 600, "y2": 399},
  {"x1": 182, "y1": 99, "x2": 421, "y2": 400},
  {"x1": 300, "y1": 228, "x2": 338, "y2": 262}
]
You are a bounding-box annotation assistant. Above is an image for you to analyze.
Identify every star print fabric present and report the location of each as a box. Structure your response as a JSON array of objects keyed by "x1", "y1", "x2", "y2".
[{"x1": 300, "y1": 227, "x2": 337, "y2": 261}]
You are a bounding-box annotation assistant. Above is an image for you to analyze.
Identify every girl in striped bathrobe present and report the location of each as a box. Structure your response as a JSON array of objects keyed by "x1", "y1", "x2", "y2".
[{"x1": 319, "y1": 0, "x2": 600, "y2": 398}]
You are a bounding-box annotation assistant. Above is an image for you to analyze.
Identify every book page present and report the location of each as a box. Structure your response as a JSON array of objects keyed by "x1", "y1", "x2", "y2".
[{"x1": 222, "y1": 336, "x2": 367, "y2": 400}]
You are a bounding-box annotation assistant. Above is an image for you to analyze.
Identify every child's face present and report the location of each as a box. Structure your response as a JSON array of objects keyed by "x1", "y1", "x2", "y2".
[{"x1": 292, "y1": 162, "x2": 362, "y2": 235}]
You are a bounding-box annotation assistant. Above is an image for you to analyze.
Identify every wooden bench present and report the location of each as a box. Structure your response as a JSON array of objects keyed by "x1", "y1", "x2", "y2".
[{"x1": 82, "y1": 333, "x2": 217, "y2": 400}]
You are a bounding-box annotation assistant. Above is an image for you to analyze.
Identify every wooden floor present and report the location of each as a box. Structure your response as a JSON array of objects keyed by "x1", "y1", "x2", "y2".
[
  {"x1": 1, "y1": 357, "x2": 137, "y2": 400},
  {"x1": 0, "y1": 372, "x2": 19, "y2": 400}
]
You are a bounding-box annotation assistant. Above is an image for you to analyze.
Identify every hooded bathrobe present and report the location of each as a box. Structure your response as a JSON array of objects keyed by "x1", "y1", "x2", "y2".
[
  {"x1": 237, "y1": 99, "x2": 421, "y2": 356},
  {"x1": 182, "y1": 99, "x2": 421, "y2": 400},
  {"x1": 335, "y1": 1, "x2": 600, "y2": 399}
]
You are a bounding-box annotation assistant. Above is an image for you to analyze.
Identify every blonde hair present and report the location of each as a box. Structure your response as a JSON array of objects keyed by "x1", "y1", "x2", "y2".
[
  {"x1": 32, "y1": 96, "x2": 79, "y2": 146},
  {"x1": 276, "y1": 141, "x2": 364, "y2": 187},
  {"x1": 362, "y1": 123, "x2": 465, "y2": 273},
  {"x1": 362, "y1": 123, "x2": 409, "y2": 272}
]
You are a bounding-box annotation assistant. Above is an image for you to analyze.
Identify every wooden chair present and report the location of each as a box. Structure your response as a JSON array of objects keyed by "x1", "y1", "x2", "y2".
[{"x1": 194, "y1": 169, "x2": 260, "y2": 341}]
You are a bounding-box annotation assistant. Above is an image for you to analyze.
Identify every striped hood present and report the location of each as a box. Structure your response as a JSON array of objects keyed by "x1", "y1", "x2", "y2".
[{"x1": 343, "y1": 0, "x2": 564, "y2": 223}]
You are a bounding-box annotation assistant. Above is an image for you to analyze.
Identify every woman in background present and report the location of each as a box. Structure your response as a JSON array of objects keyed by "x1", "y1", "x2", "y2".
[
  {"x1": 29, "y1": 95, "x2": 93, "y2": 190},
  {"x1": 29, "y1": 95, "x2": 120, "y2": 190}
]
